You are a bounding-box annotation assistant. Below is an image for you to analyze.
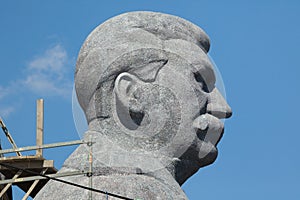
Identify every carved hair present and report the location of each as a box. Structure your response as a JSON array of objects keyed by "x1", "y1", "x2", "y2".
[{"x1": 75, "y1": 11, "x2": 210, "y2": 123}]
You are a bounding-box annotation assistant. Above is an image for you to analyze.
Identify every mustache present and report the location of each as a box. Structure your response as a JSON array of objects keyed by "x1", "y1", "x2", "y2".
[{"x1": 192, "y1": 113, "x2": 224, "y2": 146}]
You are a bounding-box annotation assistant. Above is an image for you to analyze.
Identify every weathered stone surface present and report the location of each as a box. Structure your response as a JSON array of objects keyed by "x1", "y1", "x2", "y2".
[{"x1": 35, "y1": 11, "x2": 232, "y2": 200}]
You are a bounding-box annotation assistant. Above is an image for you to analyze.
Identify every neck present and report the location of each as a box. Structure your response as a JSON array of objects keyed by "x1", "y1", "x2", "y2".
[
  {"x1": 61, "y1": 120, "x2": 193, "y2": 199},
  {"x1": 84, "y1": 129, "x2": 177, "y2": 178},
  {"x1": 76, "y1": 119, "x2": 198, "y2": 185}
]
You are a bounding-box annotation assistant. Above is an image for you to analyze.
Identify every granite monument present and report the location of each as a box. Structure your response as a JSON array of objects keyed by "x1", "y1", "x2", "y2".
[{"x1": 35, "y1": 11, "x2": 232, "y2": 200}]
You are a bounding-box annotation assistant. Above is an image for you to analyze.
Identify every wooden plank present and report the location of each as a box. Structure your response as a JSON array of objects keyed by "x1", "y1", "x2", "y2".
[
  {"x1": 36, "y1": 99, "x2": 44, "y2": 157},
  {"x1": 0, "y1": 117, "x2": 21, "y2": 156},
  {"x1": 0, "y1": 155, "x2": 43, "y2": 161},
  {"x1": 0, "y1": 158, "x2": 56, "y2": 176},
  {"x1": 22, "y1": 179, "x2": 40, "y2": 200},
  {"x1": 21, "y1": 168, "x2": 47, "y2": 200},
  {"x1": 0, "y1": 170, "x2": 22, "y2": 198}
]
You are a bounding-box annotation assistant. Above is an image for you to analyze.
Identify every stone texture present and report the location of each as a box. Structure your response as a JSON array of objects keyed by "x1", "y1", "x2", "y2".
[{"x1": 34, "y1": 11, "x2": 232, "y2": 200}]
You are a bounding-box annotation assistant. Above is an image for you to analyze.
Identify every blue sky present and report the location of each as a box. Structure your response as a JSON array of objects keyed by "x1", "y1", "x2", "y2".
[{"x1": 1, "y1": 1, "x2": 300, "y2": 199}]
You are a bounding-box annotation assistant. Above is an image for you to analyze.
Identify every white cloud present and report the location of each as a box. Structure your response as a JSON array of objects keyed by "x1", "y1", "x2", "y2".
[
  {"x1": 0, "y1": 85, "x2": 16, "y2": 118},
  {"x1": 23, "y1": 44, "x2": 73, "y2": 98},
  {"x1": 0, "y1": 44, "x2": 74, "y2": 117},
  {"x1": 0, "y1": 85, "x2": 11, "y2": 100},
  {"x1": 28, "y1": 45, "x2": 68, "y2": 75},
  {"x1": 0, "y1": 106, "x2": 15, "y2": 118}
]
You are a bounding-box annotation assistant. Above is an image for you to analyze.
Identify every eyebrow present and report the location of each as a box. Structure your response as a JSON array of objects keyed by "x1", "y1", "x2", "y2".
[
  {"x1": 192, "y1": 57, "x2": 216, "y2": 92},
  {"x1": 163, "y1": 39, "x2": 216, "y2": 88}
]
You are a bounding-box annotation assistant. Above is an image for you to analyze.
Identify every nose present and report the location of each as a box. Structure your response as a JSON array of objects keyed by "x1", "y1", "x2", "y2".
[{"x1": 206, "y1": 88, "x2": 232, "y2": 119}]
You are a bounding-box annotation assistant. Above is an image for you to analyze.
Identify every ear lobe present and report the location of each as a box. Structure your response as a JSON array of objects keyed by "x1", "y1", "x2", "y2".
[{"x1": 114, "y1": 72, "x2": 141, "y2": 130}]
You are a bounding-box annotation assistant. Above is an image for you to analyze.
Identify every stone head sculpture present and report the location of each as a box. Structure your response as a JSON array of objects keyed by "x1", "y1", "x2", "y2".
[
  {"x1": 75, "y1": 11, "x2": 232, "y2": 185},
  {"x1": 34, "y1": 11, "x2": 232, "y2": 200}
]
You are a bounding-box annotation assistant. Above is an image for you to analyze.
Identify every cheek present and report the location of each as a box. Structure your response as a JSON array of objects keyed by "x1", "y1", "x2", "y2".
[
  {"x1": 193, "y1": 87, "x2": 209, "y2": 115},
  {"x1": 156, "y1": 68, "x2": 200, "y2": 114},
  {"x1": 154, "y1": 72, "x2": 203, "y2": 158},
  {"x1": 131, "y1": 84, "x2": 181, "y2": 133}
]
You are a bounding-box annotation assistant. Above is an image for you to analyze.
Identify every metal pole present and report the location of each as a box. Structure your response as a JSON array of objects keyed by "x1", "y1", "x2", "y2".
[
  {"x1": 0, "y1": 140, "x2": 84, "y2": 155},
  {"x1": 0, "y1": 171, "x2": 85, "y2": 185},
  {"x1": 88, "y1": 135, "x2": 93, "y2": 200}
]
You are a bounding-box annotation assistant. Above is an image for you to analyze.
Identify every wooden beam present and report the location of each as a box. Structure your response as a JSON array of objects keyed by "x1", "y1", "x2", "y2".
[
  {"x1": 0, "y1": 170, "x2": 22, "y2": 198},
  {"x1": 21, "y1": 168, "x2": 47, "y2": 200},
  {"x1": 36, "y1": 99, "x2": 44, "y2": 157},
  {"x1": 0, "y1": 157, "x2": 55, "y2": 173},
  {"x1": 0, "y1": 117, "x2": 21, "y2": 156}
]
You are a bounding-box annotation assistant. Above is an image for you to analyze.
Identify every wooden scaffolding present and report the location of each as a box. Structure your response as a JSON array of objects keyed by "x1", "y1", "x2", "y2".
[{"x1": 0, "y1": 99, "x2": 84, "y2": 199}]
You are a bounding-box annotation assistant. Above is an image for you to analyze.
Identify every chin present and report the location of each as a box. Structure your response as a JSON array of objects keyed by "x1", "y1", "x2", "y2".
[
  {"x1": 197, "y1": 145, "x2": 218, "y2": 168},
  {"x1": 175, "y1": 142, "x2": 218, "y2": 185}
]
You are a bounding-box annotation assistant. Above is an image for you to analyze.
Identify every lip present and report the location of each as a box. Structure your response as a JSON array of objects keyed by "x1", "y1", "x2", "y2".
[{"x1": 192, "y1": 113, "x2": 224, "y2": 146}]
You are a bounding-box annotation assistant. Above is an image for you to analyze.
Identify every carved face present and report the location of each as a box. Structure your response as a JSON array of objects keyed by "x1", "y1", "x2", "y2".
[
  {"x1": 74, "y1": 11, "x2": 232, "y2": 186},
  {"x1": 111, "y1": 44, "x2": 232, "y2": 169},
  {"x1": 154, "y1": 54, "x2": 232, "y2": 167}
]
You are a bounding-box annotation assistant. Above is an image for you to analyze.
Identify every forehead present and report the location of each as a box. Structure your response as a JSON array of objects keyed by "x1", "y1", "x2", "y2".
[{"x1": 164, "y1": 39, "x2": 216, "y2": 86}]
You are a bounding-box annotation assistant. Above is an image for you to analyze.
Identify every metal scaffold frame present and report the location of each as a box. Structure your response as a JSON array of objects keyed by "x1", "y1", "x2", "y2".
[
  {"x1": 0, "y1": 99, "x2": 87, "y2": 200},
  {"x1": 0, "y1": 99, "x2": 133, "y2": 200}
]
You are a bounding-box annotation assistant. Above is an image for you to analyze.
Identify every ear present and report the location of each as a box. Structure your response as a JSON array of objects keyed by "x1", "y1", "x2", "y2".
[
  {"x1": 114, "y1": 72, "x2": 140, "y2": 104},
  {"x1": 113, "y1": 72, "x2": 142, "y2": 130}
]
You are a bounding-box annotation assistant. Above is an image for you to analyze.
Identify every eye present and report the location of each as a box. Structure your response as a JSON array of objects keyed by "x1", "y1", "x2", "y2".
[{"x1": 194, "y1": 72, "x2": 209, "y2": 93}]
